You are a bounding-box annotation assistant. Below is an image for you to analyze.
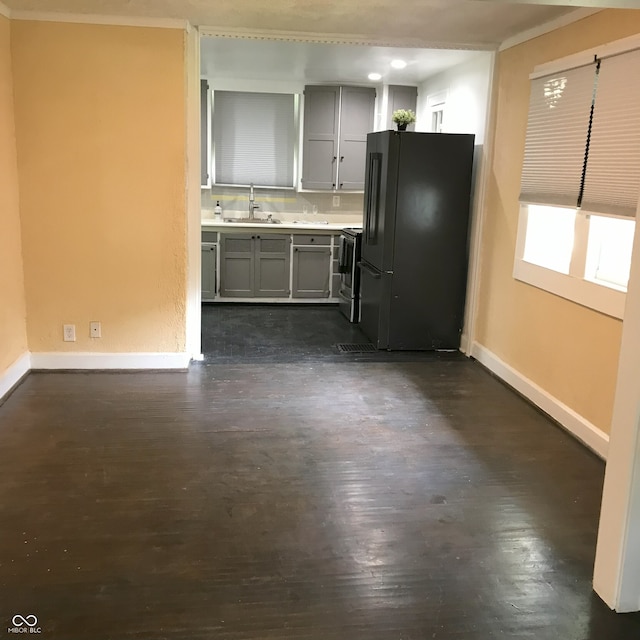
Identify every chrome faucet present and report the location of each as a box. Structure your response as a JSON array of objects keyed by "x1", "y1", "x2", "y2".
[{"x1": 249, "y1": 183, "x2": 260, "y2": 220}]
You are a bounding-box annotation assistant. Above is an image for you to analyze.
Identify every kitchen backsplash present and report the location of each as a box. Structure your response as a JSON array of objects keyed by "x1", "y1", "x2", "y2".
[{"x1": 202, "y1": 186, "x2": 364, "y2": 221}]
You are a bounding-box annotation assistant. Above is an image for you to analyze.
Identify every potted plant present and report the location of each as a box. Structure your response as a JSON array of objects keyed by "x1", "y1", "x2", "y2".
[{"x1": 392, "y1": 109, "x2": 416, "y2": 131}]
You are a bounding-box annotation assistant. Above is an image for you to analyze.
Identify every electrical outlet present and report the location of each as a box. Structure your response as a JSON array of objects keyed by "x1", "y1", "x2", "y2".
[
  {"x1": 63, "y1": 324, "x2": 76, "y2": 342},
  {"x1": 90, "y1": 321, "x2": 101, "y2": 338},
  {"x1": 332, "y1": 195, "x2": 340, "y2": 207}
]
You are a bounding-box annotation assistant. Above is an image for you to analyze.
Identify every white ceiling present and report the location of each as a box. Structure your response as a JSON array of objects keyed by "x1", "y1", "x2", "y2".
[
  {"x1": 200, "y1": 38, "x2": 486, "y2": 86},
  {"x1": 8, "y1": 1, "x2": 632, "y2": 87},
  {"x1": 5, "y1": 0, "x2": 583, "y2": 48}
]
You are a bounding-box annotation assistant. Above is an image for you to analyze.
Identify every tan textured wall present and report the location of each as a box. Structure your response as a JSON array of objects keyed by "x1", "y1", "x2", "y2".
[
  {"x1": 476, "y1": 10, "x2": 640, "y2": 434},
  {"x1": 0, "y1": 15, "x2": 28, "y2": 374},
  {"x1": 11, "y1": 21, "x2": 187, "y2": 353}
]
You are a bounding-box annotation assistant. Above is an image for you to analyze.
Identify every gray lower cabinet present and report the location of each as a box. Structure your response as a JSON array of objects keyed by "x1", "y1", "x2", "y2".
[
  {"x1": 201, "y1": 242, "x2": 217, "y2": 301},
  {"x1": 220, "y1": 234, "x2": 253, "y2": 297},
  {"x1": 292, "y1": 246, "x2": 331, "y2": 298},
  {"x1": 220, "y1": 233, "x2": 290, "y2": 298},
  {"x1": 255, "y1": 235, "x2": 291, "y2": 297}
]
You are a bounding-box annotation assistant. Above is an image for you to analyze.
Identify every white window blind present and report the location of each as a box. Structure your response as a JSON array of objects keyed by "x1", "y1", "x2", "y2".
[
  {"x1": 520, "y1": 63, "x2": 596, "y2": 208},
  {"x1": 581, "y1": 48, "x2": 640, "y2": 218},
  {"x1": 213, "y1": 91, "x2": 295, "y2": 188}
]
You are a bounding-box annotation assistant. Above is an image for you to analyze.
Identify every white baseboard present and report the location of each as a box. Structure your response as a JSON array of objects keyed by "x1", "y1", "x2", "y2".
[
  {"x1": 459, "y1": 333, "x2": 469, "y2": 355},
  {"x1": 0, "y1": 352, "x2": 31, "y2": 402},
  {"x1": 470, "y1": 342, "x2": 609, "y2": 460},
  {"x1": 31, "y1": 352, "x2": 191, "y2": 370}
]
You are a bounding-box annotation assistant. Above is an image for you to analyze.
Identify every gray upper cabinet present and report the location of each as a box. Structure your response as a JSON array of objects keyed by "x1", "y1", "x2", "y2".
[
  {"x1": 386, "y1": 85, "x2": 418, "y2": 132},
  {"x1": 302, "y1": 86, "x2": 340, "y2": 190},
  {"x1": 338, "y1": 87, "x2": 376, "y2": 190},
  {"x1": 201, "y1": 80, "x2": 210, "y2": 187},
  {"x1": 302, "y1": 85, "x2": 375, "y2": 191}
]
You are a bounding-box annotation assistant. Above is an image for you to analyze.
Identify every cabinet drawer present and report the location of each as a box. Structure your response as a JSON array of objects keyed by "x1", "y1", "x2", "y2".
[
  {"x1": 256, "y1": 235, "x2": 290, "y2": 254},
  {"x1": 202, "y1": 231, "x2": 218, "y2": 243},
  {"x1": 223, "y1": 235, "x2": 253, "y2": 254},
  {"x1": 292, "y1": 234, "x2": 331, "y2": 246}
]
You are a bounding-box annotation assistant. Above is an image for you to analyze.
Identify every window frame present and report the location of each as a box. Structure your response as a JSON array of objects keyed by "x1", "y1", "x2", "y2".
[
  {"x1": 427, "y1": 90, "x2": 447, "y2": 133},
  {"x1": 513, "y1": 204, "x2": 628, "y2": 319},
  {"x1": 514, "y1": 33, "x2": 640, "y2": 320}
]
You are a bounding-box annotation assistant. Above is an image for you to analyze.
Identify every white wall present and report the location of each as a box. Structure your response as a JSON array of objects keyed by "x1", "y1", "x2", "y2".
[{"x1": 416, "y1": 52, "x2": 493, "y2": 144}]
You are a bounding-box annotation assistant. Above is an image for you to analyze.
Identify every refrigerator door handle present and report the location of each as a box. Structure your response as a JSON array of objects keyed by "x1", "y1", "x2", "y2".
[
  {"x1": 364, "y1": 153, "x2": 382, "y2": 243},
  {"x1": 358, "y1": 261, "x2": 381, "y2": 279}
]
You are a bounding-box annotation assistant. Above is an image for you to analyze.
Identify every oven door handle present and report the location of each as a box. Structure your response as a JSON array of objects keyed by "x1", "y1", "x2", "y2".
[{"x1": 338, "y1": 235, "x2": 349, "y2": 273}]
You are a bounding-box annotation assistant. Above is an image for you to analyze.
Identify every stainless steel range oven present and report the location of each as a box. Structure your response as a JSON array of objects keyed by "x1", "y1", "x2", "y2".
[{"x1": 337, "y1": 228, "x2": 363, "y2": 322}]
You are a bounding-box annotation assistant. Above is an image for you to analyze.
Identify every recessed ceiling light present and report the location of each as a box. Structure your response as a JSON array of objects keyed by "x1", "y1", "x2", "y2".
[
  {"x1": 368, "y1": 72, "x2": 382, "y2": 81},
  {"x1": 391, "y1": 59, "x2": 407, "y2": 69}
]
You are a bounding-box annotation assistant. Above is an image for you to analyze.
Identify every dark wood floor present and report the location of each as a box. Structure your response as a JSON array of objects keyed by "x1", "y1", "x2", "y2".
[{"x1": 1, "y1": 308, "x2": 639, "y2": 638}]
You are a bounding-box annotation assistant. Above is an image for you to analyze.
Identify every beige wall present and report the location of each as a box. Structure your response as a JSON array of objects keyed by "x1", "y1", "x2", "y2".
[
  {"x1": 476, "y1": 10, "x2": 640, "y2": 434},
  {"x1": 0, "y1": 15, "x2": 28, "y2": 375},
  {"x1": 11, "y1": 21, "x2": 187, "y2": 353}
]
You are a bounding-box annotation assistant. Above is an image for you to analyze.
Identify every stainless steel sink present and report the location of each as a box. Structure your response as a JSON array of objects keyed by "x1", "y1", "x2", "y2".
[{"x1": 223, "y1": 217, "x2": 281, "y2": 224}]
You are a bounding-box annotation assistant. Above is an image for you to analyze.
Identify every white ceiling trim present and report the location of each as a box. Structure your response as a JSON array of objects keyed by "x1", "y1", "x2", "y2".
[
  {"x1": 499, "y1": 7, "x2": 602, "y2": 51},
  {"x1": 0, "y1": 2, "x2": 11, "y2": 19},
  {"x1": 199, "y1": 26, "x2": 496, "y2": 52},
  {"x1": 10, "y1": 10, "x2": 189, "y2": 30}
]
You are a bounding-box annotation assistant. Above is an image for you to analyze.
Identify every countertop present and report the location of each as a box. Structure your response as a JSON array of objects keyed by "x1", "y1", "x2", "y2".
[{"x1": 202, "y1": 217, "x2": 362, "y2": 233}]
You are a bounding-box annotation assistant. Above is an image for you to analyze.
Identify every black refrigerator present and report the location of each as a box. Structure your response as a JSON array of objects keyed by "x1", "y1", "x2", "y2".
[{"x1": 358, "y1": 130, "x2": 475, "y2": 350}]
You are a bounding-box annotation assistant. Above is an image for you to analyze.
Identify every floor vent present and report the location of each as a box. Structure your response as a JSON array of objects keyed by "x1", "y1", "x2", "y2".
[{"x1": 336, "y1": 343, "x2": 377, "y2": 353}]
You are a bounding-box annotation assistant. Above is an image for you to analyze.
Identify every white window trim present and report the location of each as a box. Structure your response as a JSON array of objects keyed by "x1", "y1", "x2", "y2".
[
  {"x1": 427, "y1": 90, "x2": 447, "y2": 133},
  {"x1": 513, "y1": 205, "x2": 627, "y2": 319}
]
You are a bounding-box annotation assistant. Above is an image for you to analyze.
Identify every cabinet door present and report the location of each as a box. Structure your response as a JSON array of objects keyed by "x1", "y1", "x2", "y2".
[
  {"x1": 386, "y1": 85, "x2": 418, "y2": 131},
  {"x1": 302, "y1": 86, "x2": 340, "y2": 190},
  {"x1": 338, "y1": 86, "x2": 376, "y2": 190},
  {"x1": 201, "y1": 242, "x2": 217, "y2": 301},
  {"x1": 201, "y1": 79, "x2": 210, "y2": 187},
  {"x1": 220, "y1": 234, "x2": 254, "y2": 297},
  {"x1": 254, "y1": 234, "x2": 291, "y2": 298},
  {"x1": 292, "y1": 246, "x2": 331, "y2": 298}
]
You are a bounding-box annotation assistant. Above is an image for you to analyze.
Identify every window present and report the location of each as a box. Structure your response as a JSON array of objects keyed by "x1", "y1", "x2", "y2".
[
  {"x1": 585, "y1": 216, "x2": 635, "y2": 290},
  {"x1": 515, "y1": 205, "x2": 632, "y2": 319},
  {"x1": 515, "y1": 38, "x2": 640, "y2": 318},
  {"x1": 523, "y1": 205, "x2": 575, "y2": 274},
  {"x1": 213, "y1": 91, "x2": 296, "y2": 188},
  {"x1": 432, "y1": 109, "x2": 444, "y2": 133},
  {"x1": 427, "y1": 90, "x2": 447, "y2": 134}
]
